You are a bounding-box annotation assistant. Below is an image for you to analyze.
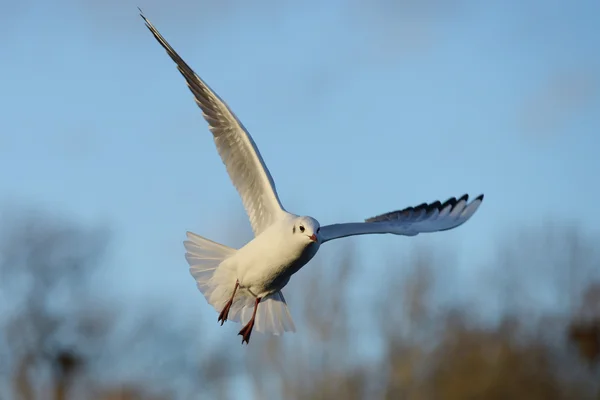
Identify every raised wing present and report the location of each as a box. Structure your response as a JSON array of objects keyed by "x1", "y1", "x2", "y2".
[
  {"x1": 319, "y1": 194, "x2": 483, "y2": 244},
  {"x1": 140, "y1": 11, "x2": 286, "y2": 236}
]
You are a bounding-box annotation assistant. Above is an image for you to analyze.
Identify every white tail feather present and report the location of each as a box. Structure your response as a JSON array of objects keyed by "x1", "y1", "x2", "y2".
[
  {"x1": 228, "y1": 291, "x2": 296, "y2": 335},
  {"x1": 183, "y1": 231, "x2": 296, "y2": 335}
]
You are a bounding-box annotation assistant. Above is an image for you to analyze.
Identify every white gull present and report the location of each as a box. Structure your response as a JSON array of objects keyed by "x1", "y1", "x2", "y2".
[{"x1": 140, "y1": 11, "x2": 484, "y2": 344}]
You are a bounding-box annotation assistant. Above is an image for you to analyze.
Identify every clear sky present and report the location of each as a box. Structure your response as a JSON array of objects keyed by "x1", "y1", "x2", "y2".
[{"x1": 1, "y1": 0, "x2": 599, "y2": 363}]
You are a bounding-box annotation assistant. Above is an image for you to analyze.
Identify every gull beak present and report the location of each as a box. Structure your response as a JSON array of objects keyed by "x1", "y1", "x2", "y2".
[{"x1": 309, "y1": 234, "x2": 317, "y2": 242}]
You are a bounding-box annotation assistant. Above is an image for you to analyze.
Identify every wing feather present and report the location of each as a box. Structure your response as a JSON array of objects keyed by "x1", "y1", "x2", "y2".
[
  {"x1": 140, "y1": 11, "x2": 285, "y2": 236},
  {"x1": 319, "y1": 194, "x2": 483, "y2": 243}
]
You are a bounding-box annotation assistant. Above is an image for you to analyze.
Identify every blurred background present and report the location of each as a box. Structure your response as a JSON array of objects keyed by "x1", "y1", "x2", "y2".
[{"x1": 1, "y1": 0, "x2": 599, "y2": 399}]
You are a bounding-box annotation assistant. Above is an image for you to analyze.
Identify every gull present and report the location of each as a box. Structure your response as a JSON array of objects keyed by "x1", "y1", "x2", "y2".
[{"x1": 140, "y1": 11, "x2": 484, "y2": 345}]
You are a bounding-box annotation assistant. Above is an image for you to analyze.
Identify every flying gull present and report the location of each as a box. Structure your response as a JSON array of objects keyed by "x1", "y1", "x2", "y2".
[{"x1": 140, "y1": 11, "x2": 484, "y2": 344}]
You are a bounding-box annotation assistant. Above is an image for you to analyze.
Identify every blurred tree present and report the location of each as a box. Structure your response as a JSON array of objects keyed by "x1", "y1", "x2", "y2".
[
  {"x1": 0, "y1": 208, "x2": 111, "y2": 399},
  {"x1": 569, "y1": 282, "x2": 600, "y2": 367},
  {"x1": 2, "y1": 209, "x2": 599, "y2": 399},
  {"x1": 0, "y1": 208, "x2": 235, "y2": 399}
]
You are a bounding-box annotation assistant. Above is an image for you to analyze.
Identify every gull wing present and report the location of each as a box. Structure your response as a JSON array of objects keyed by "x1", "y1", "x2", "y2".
[
  {"x1": 141, "y1": 11, "x2": 286, "y2": 236},
  {"x1": 319, "y1": 194, "x2": 483, "y2": 243}
]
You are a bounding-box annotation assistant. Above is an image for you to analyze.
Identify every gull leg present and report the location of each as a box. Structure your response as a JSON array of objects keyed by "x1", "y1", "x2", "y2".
[
  {"x1": 218, "y1": 280, "x2": 239, "y2": 325},
  {"x1": 238, "y1": 296, "x2": 261, "y2": 345}
]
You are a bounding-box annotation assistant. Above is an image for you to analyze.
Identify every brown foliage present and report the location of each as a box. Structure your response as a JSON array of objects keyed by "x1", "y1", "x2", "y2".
[{"x1": 1, "y1": 211, "x2": 599, "y2": 399}]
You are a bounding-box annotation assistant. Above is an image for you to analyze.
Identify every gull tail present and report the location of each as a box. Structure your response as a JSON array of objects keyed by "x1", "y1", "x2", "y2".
[
  {"x1": 233, "y1": 291, "x2": 296, "y2": 335},
  {"x1": 183, "y1": 232, "x2": 296, "y2": 335}
]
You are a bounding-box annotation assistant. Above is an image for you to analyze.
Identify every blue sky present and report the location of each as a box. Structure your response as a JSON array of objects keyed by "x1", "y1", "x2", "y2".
[{"x1": 1, "y1": 0, "x2": 599, "y2": 356}]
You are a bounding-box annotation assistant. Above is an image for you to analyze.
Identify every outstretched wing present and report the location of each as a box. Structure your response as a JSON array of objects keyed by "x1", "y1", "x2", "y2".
[
  {"x1": 140, "y1": 11, "x2": 286, "y2": 236},
  {"x1": 319, "y1": 194, "x2": 483, "y2": 244}
]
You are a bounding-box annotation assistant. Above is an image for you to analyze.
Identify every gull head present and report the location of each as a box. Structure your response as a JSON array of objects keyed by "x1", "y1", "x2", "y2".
[{"x1": 292, "y1": 216, "x2": 321, "y2": 244}]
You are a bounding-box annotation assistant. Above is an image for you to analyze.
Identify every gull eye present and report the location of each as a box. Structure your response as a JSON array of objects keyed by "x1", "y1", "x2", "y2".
[
  {"x1": 317, "y1": 227, "x2": 320, "y2": 233},
  {"x1": 299, "y1": 225, "x2": 305, "y2": 233}
]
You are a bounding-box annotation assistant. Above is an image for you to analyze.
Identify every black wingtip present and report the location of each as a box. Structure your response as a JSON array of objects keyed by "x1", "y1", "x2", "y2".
[
  {"x1": 138, "y1": 7, "x2": 150, "y2": 26},
  {"x1": 138, "y1": 8, "x2": 147, "y2": 25},
  {"x1": 364, "y1": 192, "x2": 484, "y2": 223},
  {"x1": 441, "y1": 196, "x2": 457, "y2": 209}
]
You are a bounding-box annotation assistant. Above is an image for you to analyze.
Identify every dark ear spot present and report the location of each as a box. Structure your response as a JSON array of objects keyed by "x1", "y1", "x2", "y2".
[
  {"x1": 292, "y1": 226, "x2": 296, "y2": 234},
  {"x1": 317, "y1": 227, "x2": 320, "y2": 233}
]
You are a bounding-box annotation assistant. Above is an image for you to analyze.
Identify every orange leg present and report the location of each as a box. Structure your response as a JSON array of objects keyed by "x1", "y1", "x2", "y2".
[
  {"x1": 217, "y1": 280, "x2": 239, "y2": 326},
  {"x1": 238, "y1": 296, "x2": 262, "y2": 345}
]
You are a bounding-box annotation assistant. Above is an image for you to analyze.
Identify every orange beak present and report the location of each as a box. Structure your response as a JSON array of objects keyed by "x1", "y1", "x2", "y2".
[{"x1": 309, "y1": 234, "x2": 317, "y2": 242}]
